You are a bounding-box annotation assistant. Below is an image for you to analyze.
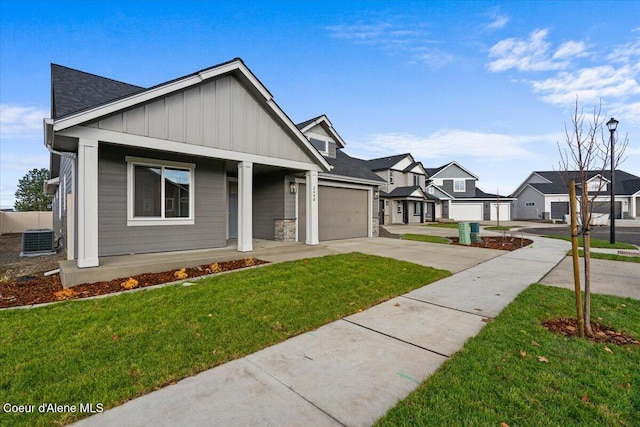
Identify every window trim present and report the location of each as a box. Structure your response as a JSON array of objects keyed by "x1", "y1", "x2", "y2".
[
  {"x1": 126, "y1": 156, "x2": 196, "y2": 226},
  {"x1": 390, "y1": 170, "x2": 394, "y2": 185},
  {"x1": 397, "y1": 200, "x2": 402, "y2": 213},
  {"x1": 453, "y1": 179, "x2": 466, "y2": 192},
  {"x1": 414, "y1": 201, "x2": 422, "y2": 216},
  {"x1": 413, "y1": 174, "x2": 420, "y2": 186}
]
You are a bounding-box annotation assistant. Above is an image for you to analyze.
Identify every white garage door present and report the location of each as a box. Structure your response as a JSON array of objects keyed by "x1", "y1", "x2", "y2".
[
  {"x1": 298, "y1": 184, "x2": 369, "y2": 242},
  {"x1": 490, "y1": 203, "x2": 511, "y2": 221},
  {"x1": 450, "y1": 203, "x2": 483, "y2": 221}
]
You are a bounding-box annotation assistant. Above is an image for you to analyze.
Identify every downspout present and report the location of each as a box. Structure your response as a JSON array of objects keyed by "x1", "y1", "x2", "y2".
[{"x1": 44, "y1": 118, "x2": 77, "y2": 259}]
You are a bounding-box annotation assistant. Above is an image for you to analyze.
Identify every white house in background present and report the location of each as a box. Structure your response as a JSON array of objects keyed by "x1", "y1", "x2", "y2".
[{"x1": 511, "y1": 170, "x2": 640, "y2": 220}]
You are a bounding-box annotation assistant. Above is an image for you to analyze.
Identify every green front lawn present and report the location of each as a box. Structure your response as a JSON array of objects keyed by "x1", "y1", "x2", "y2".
[
  {"x1": 402, "y1": 234, "x2": 450, "y2": 244},
  {"x1": 376, "y1": 285, "x2": 640, "y2": 427},
  {"x1": 425, "y1": 222, "x2": 459, "y2": 229},
  {"x1": 543, "y1": 235, "x2": 637, "y2": 250},
  {"x1": 484, "y1": 225, "x2": 516, "y2": 231},
  {"x1": 0, "y1": 253, "x2": 450, "y2": 427},
  {"x1": 566, "y1": 249, "x2": 640, "y2": 263}
]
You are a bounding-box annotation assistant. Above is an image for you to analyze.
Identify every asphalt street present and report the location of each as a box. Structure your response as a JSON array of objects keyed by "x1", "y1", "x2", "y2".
[{"x1": 522, "y1": 226, "x2": 640, "y2": 246}]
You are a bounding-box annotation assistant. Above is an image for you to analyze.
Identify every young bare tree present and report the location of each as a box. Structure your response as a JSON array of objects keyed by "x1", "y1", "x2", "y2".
[{"x1": 558, "y1": 98, "x2": 628, "y2": 336}]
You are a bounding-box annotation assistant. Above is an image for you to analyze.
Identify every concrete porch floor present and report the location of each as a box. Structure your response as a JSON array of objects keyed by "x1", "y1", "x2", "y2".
[{"x1": 59, "y1": 239, "x2": 322, "y2": 287}]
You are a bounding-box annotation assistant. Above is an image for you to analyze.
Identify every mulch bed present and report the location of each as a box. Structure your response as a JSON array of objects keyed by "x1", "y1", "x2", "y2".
[
  {"x1": 449, "y1": 236, "x2": 534, "y2": 251},
  {"x1": 0, "y1": 258, "x2": 269, "y2": 309},
  {"x1": 543, "y1": 317, "x2": 639, "y2": 346}
]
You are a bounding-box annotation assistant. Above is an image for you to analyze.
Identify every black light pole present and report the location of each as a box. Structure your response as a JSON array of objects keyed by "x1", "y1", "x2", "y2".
[{"x1": 607, "y1": 117, "x2": 618, "y2": 244}]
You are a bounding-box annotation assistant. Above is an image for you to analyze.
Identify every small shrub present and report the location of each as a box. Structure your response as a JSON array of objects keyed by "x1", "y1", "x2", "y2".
[
  {"x1": 121, "y1": 278, "x2": 139, "y2": 290},
  {"x1": 243, "y1": 257, "x2": 254, "y2": 267},
  {"x1": 209, "y1": 263, "x2": 222, "y2": 273},
  {"x1": 174, "y1": 268, "x2": 188, "y2": 280},
  {"x1": 54, "y1": 288, "x2": 76, "y2": 301}
]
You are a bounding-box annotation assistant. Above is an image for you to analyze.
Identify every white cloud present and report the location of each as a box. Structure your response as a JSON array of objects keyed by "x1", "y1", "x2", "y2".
[
  {"x1": 349, "y1": 129, "x2": 558, "y2": 162},
  {"x1": 484, "y1": 10, "x2": 509, "y2": 31},
  {"x1": 532, "y1": 65, "x2": 640, "y2": 105},
  {"x1": 325, "y1": 19, "x2": 451, "y2": 68},
  {"x1": 607, "y1": 37, "x2": 640, "y2": 64},
  {"x1": 488, "y1": 29, "x2": 587, "y2": 72},
  {"x1": 0, "y1": 104, "x2": 48, "y2": 139}
]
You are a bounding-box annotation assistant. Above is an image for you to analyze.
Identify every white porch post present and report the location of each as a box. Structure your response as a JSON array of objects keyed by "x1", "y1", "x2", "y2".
[
  {"x1": 631, "y1": 196, "x2": 637, "y2": 218},
  {"x1": 305, "y1": 170, "x2": 319, "y2": 245},
  {"x1": 77, "y1": 138, "x2": 99, "y2": 268},
  {"x1": 237, "y1": 161, "x2": 253, "y2": 252}
]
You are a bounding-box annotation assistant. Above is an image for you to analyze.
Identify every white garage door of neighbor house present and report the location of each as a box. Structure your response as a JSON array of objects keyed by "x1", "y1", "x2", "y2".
[
  {"x1": 298, "y1": 185, "x2": 369, "y2": 242},
  {"x1": 490, "y1": 203, "x2": 511, "y2": 221},
  {"x1": 450, "y1": 203, "x2": 483, "y2": 221}
]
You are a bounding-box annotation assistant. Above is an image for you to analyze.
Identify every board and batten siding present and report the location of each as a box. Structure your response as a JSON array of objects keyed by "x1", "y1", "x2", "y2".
[
  {"x1": 252, "y1": 172, "x2": 287, "y2": 240},
  {"x1": 89, "y1": 75, "x2": 314, "y2": 165},
  {"x1": 98, "y1": 145, "x2": 226, "y2": 256}
]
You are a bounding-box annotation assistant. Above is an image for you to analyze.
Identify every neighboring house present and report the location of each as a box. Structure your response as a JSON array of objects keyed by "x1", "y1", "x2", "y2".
[
  {"x1": 366, "y1": 156, "x2": 513, "y2": 224},
  {"x1": 512, "y1": 170, "x2": 640, "y2": 220},
  {"x1": 366, "y1": 153, "x2": 429, "y2": 225},
  {"x1": 43, "y1": 59, "x2": 380, "y2": 272},
  {"x1": 424, "y1": 161, "x2": 514, "y2": 222}
]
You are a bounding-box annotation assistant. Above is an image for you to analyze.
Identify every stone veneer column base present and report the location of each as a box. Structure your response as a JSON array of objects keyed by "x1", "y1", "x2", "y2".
[
  {"x1": 275, "y1": 218, "x2": 297, "y2": 242},
  {"x1": 372, "y1": 217, "x2": 379, "y2": 237}
]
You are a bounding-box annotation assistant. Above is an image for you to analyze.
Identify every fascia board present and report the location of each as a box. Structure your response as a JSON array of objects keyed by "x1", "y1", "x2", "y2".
[{"x1": 59, "y1": 126, "x2": 325, "y2": 172}]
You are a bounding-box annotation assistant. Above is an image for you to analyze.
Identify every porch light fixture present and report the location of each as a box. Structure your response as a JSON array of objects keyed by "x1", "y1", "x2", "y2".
[
  {"x1": 606, "y1": 117, "x2": 618, "y2": 244},
  {"x1": 289, "y1": 182, "x2": 297, "y2": 194},
  {"x1": 374, "y1": 190, "x2": 379, "y2": 199}
]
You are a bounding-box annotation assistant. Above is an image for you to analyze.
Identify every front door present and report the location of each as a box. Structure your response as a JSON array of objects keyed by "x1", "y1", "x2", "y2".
[
  {"x1": 379, "y1": 200, "x2": 385, "y2": 225},
  {"x1": 403, "y1": 201, "x2": 409, "y2": 224},
  {"x1": 228, "y1": 181, "x2": 238, "y2": 239}
]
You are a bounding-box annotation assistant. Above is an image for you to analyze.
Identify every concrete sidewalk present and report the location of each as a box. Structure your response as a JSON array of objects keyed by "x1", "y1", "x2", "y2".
[{"x1": 72, "y1": 236, "x2": 570, "y2": 427}]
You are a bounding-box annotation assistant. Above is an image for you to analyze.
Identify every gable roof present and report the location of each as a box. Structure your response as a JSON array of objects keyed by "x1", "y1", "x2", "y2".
[
  {"x1": 46, "y1": 58, "x2": 331, "y2": 171},
  {"x1": 51, "y1": 64, "x2": 145, "y2": 119},
  {"x1": 425, "y1": 161, "x2": 479, "y2": 180},
  {"x1": 402, "y1": 161, "x2": 427, "y2": 175},
  {"x1": 296, "y1": 115, "x2": 346, "y2": 148},
  {"x1": 525, "y1": 170, "x2": 640, "y2": 195},
  {"x1": 322, "y1": 150, "x2": 386, "y2": 184},
  {"x1": 381, "y1": 185, "x2": 427, "y2": 199},
  {"x1": 365, "y1": 153, "x2": 413, "y2": 171}
]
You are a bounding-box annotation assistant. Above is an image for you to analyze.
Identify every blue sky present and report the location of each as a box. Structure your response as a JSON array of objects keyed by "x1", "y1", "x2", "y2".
[{"x1": 1, "y1": 0, "x2": 639, "y2": 209}]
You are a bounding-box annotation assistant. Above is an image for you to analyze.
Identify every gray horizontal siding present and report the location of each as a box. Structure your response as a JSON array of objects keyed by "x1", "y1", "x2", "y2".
[
  {"x1": 98, "y1": 144, "x2": 226, "y2": 256},
  {"x1": 440, "y1": 179, "x2": 476, "y2": 198}
]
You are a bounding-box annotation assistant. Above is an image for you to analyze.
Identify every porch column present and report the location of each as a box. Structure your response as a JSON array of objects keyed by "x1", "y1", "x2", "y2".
[
  {"x1": 631, "y1": 196, "x2": 637, "y2": 218},
  {"x1": 305, "y1": 170, "x2": 319, "y2": 245},
  {"x1": 77, "y1": 138, "x2": 99, "y2": 268},
  {"x1": 237, "y1": 161, "x2": 253, "y2": 252}
]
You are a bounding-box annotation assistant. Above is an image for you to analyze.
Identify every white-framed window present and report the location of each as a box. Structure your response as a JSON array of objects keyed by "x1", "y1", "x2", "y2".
[
  {"x1": 427, "y1": 187, "x2": 435, "y2": 194},
  {"x1": 389, "y1": 170, "x2": 394, "y2": 184},
  {"x1": 525, "y1": 202, "x2": 535, "y2": 207},
  {"x1": 397, "y1": 201, "x2": 402, "y2": 213},
  {"x1": 413, "y1": 174, "x2": 420, "y2": 186},
  {"x1": 126, "y1": 156, "x2": 195, "y2": 226},
  {"x1": 414, "y1": 201, "x2": 422, "y2": 215},
  {"x1": 309, "y1": 137, "x2": 329, "y2": 155},
  {"x1": 453, "y1": 179, "x2": 466, "y2": 192},
  {"x1": 587, "y1": 179, "x2": 605, "y2": 192}
]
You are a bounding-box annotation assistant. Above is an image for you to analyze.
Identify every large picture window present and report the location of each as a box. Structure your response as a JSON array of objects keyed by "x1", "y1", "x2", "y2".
[{"x1": 127, "y1": 156, "x2": 195, "y2": 226}]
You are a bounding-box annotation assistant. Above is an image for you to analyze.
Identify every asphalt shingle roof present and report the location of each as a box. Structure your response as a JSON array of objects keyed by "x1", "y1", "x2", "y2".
[
  {"x1": 365, "y1": 154, "x2": 412, "y2": 171},
  {"x1": 381, "y1": 186, "x2": 423, "y2": 198},
  {"x1": 324, "y1": 150, "x2": 386, "y2": 183},
  {"x1": 531, "y1": 170, "x2": 640, "y2": 195},
  {"x1": 51, "y1": 64, "x2": 145, "y2": 119}
]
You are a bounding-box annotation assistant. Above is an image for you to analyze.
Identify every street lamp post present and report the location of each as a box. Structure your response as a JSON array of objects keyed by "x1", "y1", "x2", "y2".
[{"x1": 606, "y1": 117, "x2": 618, "y2": 244}]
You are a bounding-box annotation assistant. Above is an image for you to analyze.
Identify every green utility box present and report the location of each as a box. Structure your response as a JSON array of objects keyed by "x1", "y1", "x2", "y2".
[{"x1": 457, "y1": 222, "x2": 471, "y2": 245}]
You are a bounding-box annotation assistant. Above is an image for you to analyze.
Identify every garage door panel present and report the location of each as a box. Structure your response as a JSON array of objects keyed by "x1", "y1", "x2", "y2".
[
  {"x1": 319, "y1": 186, "x2": 368, "y2": 241},
  {"x1": 450, "y1": 203, "x2": 483, "y2": 221},
  {"x1": 490, "y1": 203, "x2": 511, "y2": 221},
  {"x1": 592, "y1": 201, "x2": 622, "y2": 219},
  {"x1": 298, "y1": 185, "x2": 369, "y2": 242}
]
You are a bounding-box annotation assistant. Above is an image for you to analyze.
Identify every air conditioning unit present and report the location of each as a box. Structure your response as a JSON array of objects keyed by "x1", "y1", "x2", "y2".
[{"x1": 20, "y1": 229, "x2": 55, "y2": 257}]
